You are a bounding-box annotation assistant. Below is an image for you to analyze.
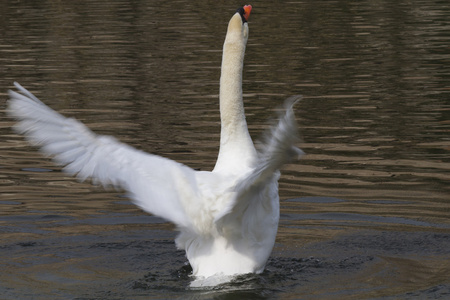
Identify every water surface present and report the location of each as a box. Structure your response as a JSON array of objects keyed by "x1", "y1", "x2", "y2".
[{"x1": 1, "y1": 0, "x2": 449, "y2": 299}]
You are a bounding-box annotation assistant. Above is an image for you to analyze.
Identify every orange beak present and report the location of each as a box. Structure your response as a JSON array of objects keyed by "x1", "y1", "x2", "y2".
[{"x1": 243, "y1": 5, "x2": 252, "y2": 22}]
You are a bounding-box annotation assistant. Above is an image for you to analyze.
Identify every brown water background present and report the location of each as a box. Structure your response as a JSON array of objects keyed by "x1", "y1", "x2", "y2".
[{"x1": 0, "y1": 0, "x2": 449, "y2": 299}]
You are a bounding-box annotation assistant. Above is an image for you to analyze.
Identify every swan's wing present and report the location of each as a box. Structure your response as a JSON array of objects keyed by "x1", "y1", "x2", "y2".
[
  {"x1": 7, "y1": 82, "x2": 199, "y2": 229},
  {"x1": 243, "y1": 96, "x2": 304, "y2": 187},
  {"x1": 215, "y1": 96, "x2": 304, "y2": 222}
]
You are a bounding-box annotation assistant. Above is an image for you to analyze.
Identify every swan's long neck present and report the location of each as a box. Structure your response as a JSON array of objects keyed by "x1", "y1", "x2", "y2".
[{"x1": 214, "y1": 14, "x2": 257, "y2": 173}]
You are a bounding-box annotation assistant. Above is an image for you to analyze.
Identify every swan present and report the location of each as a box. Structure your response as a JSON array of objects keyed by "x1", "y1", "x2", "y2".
[{"x1": 7, "y1": 5, "x2": 303, "y2": 286}]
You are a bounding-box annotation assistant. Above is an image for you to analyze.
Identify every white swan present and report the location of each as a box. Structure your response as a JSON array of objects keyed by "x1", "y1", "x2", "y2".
[{"x1": 7, "y1": 5, "x2": 303, "y2": 286}]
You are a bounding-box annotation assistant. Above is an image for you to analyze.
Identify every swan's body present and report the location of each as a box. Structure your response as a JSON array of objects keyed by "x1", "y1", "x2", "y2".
[{"x1": 7, "y1": 5, "x2": 302, "y2": 286}]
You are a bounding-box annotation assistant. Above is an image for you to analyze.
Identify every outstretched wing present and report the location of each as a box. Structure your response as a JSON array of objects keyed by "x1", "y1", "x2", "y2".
[
  {"x1": 7, "y1": 82, "x2": 200, "y2": 229},
  {"x1": 215, "y1": 96, "x2": 304, "y2": 222},
  {"x1": 242, "y1": 96, "x2": 304, "y2": 188}
]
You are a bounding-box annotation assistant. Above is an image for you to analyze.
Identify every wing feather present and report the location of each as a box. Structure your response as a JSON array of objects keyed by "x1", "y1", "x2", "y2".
[
  {"x1": 244, "y1": 96, "x2": 304, "y2": 187},
  {"x1": 7, "y1": 82, "x2": 198, "y2": 229},
  {"x1": 215, "y1": 96, "x2": 304, "y2": 223}
]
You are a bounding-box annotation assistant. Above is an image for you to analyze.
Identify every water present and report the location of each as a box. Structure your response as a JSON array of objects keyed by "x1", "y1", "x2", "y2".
[{"x1": 1, "y1": 0, "x2": 449, "y2": 298}]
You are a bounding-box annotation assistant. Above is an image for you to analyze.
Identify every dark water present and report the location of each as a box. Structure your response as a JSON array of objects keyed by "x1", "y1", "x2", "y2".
[{"x1": 1, "y1": 0, "x2": 449, "y2": 299}]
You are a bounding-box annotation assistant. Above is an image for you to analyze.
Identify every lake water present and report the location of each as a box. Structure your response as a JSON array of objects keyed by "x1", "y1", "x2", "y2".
[{"x1": 0, "y1": 0, "x2": 449, "y2": 299}]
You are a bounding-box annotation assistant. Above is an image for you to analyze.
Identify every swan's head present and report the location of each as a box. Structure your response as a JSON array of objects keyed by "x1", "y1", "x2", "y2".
[
  {"x1": 225, "y1": 5, "x2": 252, "y2": 46},
  {"x1": 236, "y1": 5, "x2": 252, "y2": 24}
]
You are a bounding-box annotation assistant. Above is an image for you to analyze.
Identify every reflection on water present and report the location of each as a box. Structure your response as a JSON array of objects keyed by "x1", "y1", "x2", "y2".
[{"x1": 0, "y1": 0, "x2": 449, "y2": 298}]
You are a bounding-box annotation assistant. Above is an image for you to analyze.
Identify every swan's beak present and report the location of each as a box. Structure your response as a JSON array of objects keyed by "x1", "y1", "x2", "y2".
[
  {"x1": 243, "y1": 5, "x2": 252, "y2": 22},
  {"x1": 237, "y1": 5, "x2": 252, "y2": 23}
]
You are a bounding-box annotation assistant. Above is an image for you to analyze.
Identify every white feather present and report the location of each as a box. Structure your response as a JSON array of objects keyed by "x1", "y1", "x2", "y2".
[{"x1": 7, "y1": 7, "x2": 303, "y2": 286}]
